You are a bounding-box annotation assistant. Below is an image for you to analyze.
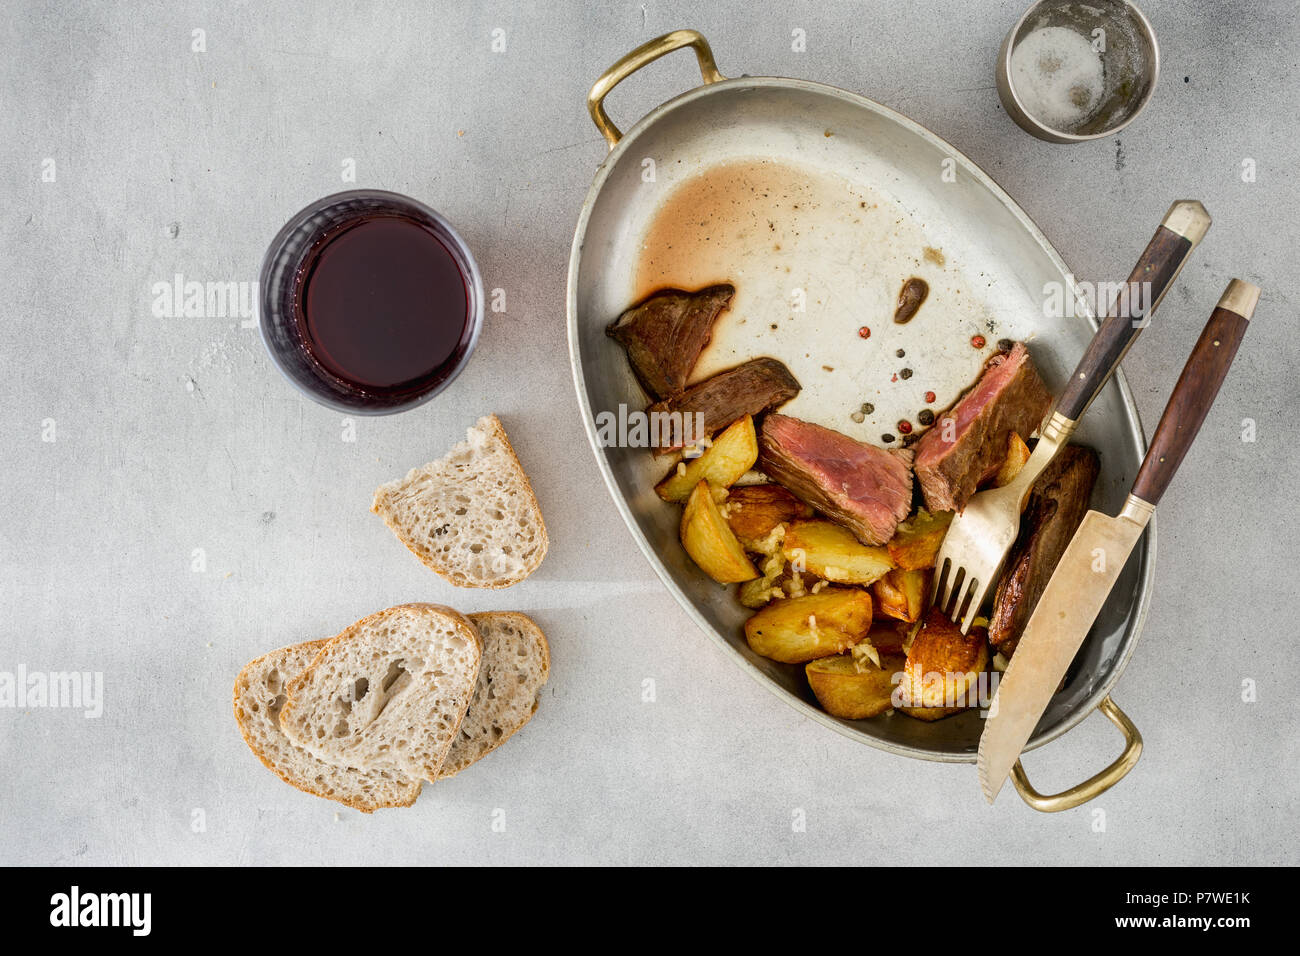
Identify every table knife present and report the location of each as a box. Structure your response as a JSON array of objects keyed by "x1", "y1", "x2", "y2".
[{"x1": 977, "y1": 278, "x2": 1261, "y2": 805}]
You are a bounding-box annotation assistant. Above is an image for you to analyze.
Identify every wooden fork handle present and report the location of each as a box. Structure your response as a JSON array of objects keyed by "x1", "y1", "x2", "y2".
[
  {"x1": 1054, "y1": 200, "x2": 1211, "y2": 424},
  {"x1": 1131, "y1": 280, "x2": 1259, "y2": 507}
]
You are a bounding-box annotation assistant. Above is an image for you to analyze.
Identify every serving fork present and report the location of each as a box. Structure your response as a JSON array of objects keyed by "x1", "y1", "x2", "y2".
[{"x1": 931, "y1": 200, "x2": 1211, "y2": 633}]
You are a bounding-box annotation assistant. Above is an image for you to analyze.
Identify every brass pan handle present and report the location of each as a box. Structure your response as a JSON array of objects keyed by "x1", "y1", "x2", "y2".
[
  {"x1": 587, "y1": 29, "x2": 725, "y2": 149},
  {"x1": 1011, "y1": 695, "x2": 1143, "y2": 812}
]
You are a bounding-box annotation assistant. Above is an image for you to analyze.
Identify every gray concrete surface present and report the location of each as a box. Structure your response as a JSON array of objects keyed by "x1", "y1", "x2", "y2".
[{"x1": 1, "y1": 0, "x2": 1296, "y2": 866}]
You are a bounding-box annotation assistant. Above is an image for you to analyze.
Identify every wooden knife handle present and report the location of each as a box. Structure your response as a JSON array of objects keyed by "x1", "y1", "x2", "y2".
[
  {"x1": 1054, "y1": 201, "x2": 1211, "y2": 423},
  {"x1": 1131, "y1": 279, "x2": 1259, "y2": 507}
]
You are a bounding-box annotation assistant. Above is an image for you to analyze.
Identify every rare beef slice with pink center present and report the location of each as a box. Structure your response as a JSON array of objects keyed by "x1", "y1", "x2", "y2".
[
  {"x1": 913, "y1": 342, "x2": 1052, "y2": 513},
  {"x1": 759, "y1": 413, "x2": 913, "y2": 546}
]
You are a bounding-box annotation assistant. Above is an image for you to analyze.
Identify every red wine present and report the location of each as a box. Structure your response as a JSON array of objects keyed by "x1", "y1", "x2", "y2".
[{"x1": 294, "y1": 213, "x2": 470, "y2": 392}]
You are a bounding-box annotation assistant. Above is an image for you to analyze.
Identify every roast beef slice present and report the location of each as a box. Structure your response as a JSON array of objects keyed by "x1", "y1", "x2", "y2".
[
  {"x1": 759, "y1": 413, "x2": 913, "y2": 546},
  {"x1": 913, "y1": 342, "x2": 1052, "y2": 513},
  {"x1": 647, "y1": 357, "x2": 800, "y2": 455},
  {"x1": 606, "y1": 285, "x2": 735, "y2": 400}
]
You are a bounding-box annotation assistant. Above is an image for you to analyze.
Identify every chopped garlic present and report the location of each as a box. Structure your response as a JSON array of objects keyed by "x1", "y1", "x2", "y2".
[
  {"x1": 760, "y1": 549, "x2": 785, "y2": 579},
  {"x1": 752, "y1": 522, "x2": 787, "y2": 558},
  {"x1": 786, "y1": 570, "x2": 806, "y2": 598},
  {"x1": 851, "y1": 641, "x2": 882, "y2": 671}
]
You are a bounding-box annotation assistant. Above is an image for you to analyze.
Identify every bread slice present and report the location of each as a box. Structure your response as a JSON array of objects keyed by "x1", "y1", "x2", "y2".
[
  {"x1": 233, "y1": 641, "x2": 422, "y2": 812},
  {"x1": 278, "y1": 604, "x2": 482, "y2": 781},
  {"x1": 371, "y1": 414, "x2": 548, "y2": 589},
  {"x1": 440, "y1": 612, "x2": 551, "y2": 779}
]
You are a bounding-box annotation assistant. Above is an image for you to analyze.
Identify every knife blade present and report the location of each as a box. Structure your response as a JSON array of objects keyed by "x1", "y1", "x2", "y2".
[{"x1": 977, "y1": 278, "x2": 1261, "y2": 804}]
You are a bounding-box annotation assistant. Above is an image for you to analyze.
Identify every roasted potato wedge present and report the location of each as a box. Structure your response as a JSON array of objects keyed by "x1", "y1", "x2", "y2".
[
  {"x1": 656, "y1": 415, "x2": 758, "y2": 502},
  {"x1": 745, "y1": 588, "x2": 873, "y2": 663},
  {"x1": 885, "y1": 509, "x2": 954, "y2": 570},
  {"x1": 899, "y1": 609, "x2": 989, "y2": 709},
  {"x1": 806, "y1": 652, "x2": 906, "y2": 719},
  {"x1": 739, "y1": 570, "x2": 833, "y2": 609},
  {"x1": 723, "y1": 484, "x2": 812, "y2": 547},
  {"x1": 992, "y1": 431, "x2": 1032, "y2": 488},
  {"x1": 783, "y1": 520, "x2": 894, "y2": 585},
  {"x1": 680, "y1": 481, "x2": 758, "y2": 583},
  {"x1": 873, "y1": 568, "x2": 929, "y2": 623},
  {"x1": 865, "y1": 620, "x2": 909, "y2": 656},
  {"x1": 896, "y1": 703, "x2": 962, "y2": 722}
]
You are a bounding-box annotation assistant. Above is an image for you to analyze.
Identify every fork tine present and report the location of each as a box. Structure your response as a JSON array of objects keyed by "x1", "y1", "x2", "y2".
[
  {"x1": 929, "y1": 506, "x2": 1003, "y2": 630},
  {"x1": 958, "y1": 576, "x2": 993, "y2": 635},
  {"x1": 954, "y1": 576, "x2": 977, "y2": 627},
  {"x1": 931, "y1": 556, "x2": 951, "y2": 613},
  {"x1": 945, "y1": 567, "x2": 966, "y2": 618}
]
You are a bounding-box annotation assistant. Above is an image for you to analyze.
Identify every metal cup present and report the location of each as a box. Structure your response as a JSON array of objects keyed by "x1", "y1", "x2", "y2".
[{"x1": 997, "y1": 0, "x2": 1159, "y2": 143}]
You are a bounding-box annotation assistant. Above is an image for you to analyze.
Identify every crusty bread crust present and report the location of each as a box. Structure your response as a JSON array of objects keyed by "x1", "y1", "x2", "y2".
[
  {"x1": 371, "y1": 414, "x2": 549, "y2": 589},
  {"x1": 277, "y1": 603, "x2": 483, "y2": 782},
  {"x1": 439, "y1": 611, "x2": 551, "y2": 779},
  {"x1": 232, "y1": 639, "x2": 422, "y2": 812}
]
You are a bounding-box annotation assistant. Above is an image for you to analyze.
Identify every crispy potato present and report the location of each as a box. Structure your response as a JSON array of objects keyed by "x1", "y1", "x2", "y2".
[
  {"x1": 992, "y1": 431, "x2": 1032, "y2": 488},
  {"x1": 740, "y1": 571, "x2": 835, "y2": 609},
  {"x1": 899, "y1": 609, "x2": 989, "y2": 709},
  {"x1": 896, "y1": 703, "x2": 962, "y2": 722},
  {"x1": 885, "y1": 509, "x2": 954, "y2": 570},
  {"x1": 806, "y1": 652, "x2": 906, "y2": 719},
  {"x1": 865, "y1": 620, "x2": 909, "y2": 656},
  {"x1": 745, "y1": 588, "x2": 873, "y2": 663},
  {"x1": 723, "y1": 484, "x2": 812, "y2": 547},
  {"x1": 783, "y1": 520, "x2": 894, "y2": 585},
  {"x1": 680, "y1": 481, "x2": 758, "y2": 583},
  {"x1": 873, "y1": 568, "x2": 929, "y2": 623},
  {"x1": 656, "y1": 415, "x2": 758, "y2": 502}
]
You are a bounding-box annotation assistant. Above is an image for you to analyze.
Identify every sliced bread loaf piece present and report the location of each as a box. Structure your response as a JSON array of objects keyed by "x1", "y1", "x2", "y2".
[
  {"x1": 371, "y1": 414, "x2": 548, "y2": 588},
  {"x1": 278, "y1": 604, "x2": 482, "y2": 781},
  {"x1": 440, "y1": 611, "x2": 551, "y2": 779},
  {"x1": 233, "y1": 640, "x2": 422, "y2": 812}
]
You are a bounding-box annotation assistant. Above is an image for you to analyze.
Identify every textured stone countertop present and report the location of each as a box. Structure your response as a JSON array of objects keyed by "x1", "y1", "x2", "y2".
[{"x1": 1, "y1": 0, "x2": 1295, "y2": 864}]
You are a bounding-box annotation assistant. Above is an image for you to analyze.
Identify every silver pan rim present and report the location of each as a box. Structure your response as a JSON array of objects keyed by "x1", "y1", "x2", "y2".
[{"x1": 566, "y1": 74, "x2": 1156, "y2": 764}]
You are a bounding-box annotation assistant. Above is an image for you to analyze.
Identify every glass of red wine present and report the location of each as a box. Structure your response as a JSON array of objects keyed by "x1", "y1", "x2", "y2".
[{"x1": 259, "y1": 190, "x2": 484, "y2": 414}]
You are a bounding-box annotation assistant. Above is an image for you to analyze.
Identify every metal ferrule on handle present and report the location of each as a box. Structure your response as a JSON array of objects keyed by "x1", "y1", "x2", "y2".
[{"x1": 1050, "y1": 199, "x2": 1211, "y2": 427}]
